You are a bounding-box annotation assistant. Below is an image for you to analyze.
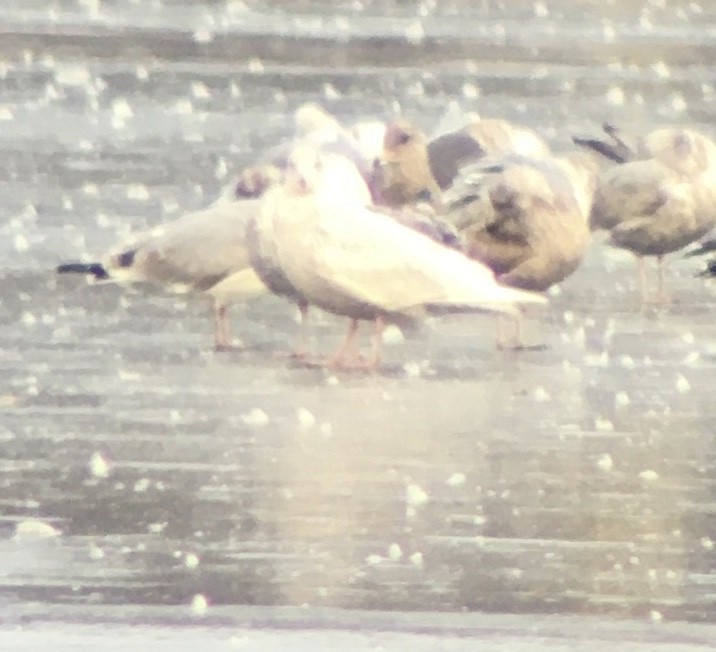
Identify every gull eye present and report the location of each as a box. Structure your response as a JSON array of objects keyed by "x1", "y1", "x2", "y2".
[{"x1": 398, "y1": 131, "x2": 410, "y2": 145}]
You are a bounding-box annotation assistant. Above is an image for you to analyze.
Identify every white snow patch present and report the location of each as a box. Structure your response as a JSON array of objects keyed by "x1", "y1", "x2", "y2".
[{"x1": 241, "y1": 408, "x2": 269, "y2": 426}]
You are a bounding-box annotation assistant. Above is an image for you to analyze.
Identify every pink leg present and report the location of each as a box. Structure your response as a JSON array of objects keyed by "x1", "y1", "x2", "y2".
[
  {"x1": 213, "y1": 303, "x2": 245, "y2": 350},
  {"x1": 495, "y1": 314, "x2": 507, "y2": 349},
  {"x1": 656, "y1": 255, "x2": 671, "y2": 304},
  {"x1": 637, "y1": 256, "x2": 648, "y2": 308},
  {"x1": 639, "y1": 255, "x2": 671, "y2": 308},
  {"x1": 365, "y1": 316, "x2": 386, "y2": 371},
  {"x1": 213, "y1": 303, "x2": 228, "y2": 349},
  {"x1": 513, "y1": 311, "x2": 523, "y2": 347},
  {"x1": 326, "y1": 318, "x2": 361, "y2": 369},
  {"x1": 291, "y1": 302, "x2": 310, "y2": 358},
  {"x1": 329, "y1": 316, "x2": 384, "y2": 371},
  {"x1": 495, "y1": 312, "x2": 524, "y2": 350}
]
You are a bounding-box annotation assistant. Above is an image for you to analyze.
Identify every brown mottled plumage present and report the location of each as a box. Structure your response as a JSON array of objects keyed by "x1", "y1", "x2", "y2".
[
  {"x1": 580, "y1": 125, "x2": 716, "y2": 303},
  {"x1": 444, "y1": 156, "x2": 591, "y2": 292},
  {"x1": 377, "y1": 121, "x2": 442, "y2": 206},
  {"x1": 376, "y1": 118, "x2": 550, "y2": 207}
]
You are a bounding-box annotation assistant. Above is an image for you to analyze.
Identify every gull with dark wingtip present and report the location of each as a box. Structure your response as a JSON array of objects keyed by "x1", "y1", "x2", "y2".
[
  {"x1": 576, "y1": 125, "x2": 716, "y2": 304},
  {"x1": 56, "y1": 165, "x2": 280, "y2": 350}
]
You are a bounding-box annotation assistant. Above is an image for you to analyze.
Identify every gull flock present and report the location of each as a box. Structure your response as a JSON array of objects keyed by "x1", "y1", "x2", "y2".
[{"x1": 57, "y1": 103, "x2": 716, "y2": 371}]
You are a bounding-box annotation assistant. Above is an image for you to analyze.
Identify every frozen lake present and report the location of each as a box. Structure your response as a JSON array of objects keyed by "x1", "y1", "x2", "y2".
[{"x1": 1, "y1": 0, "x2": 715, "y2": 648}]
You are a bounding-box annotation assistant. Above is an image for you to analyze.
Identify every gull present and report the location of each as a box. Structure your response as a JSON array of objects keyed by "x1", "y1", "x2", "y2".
[
  {"x1": 440, "y1": 154, "x2": 594, "y2": 346},
  {"x1": 56, "y1": 166, "x2": 281, "y2": 350},
  {"x1": 247, "y1": 142, "x2": 374, "y2": 359},
  {"x1": 374, "y1": 118, "x2": 593, "y2": 346},
  {"x1": 444, "y1": 154, "x2": 592, "y2": 289},
  {"x1": 253, "y1": 144, "x2": 547, "y2": 370},
  {"x1": 576, "y1": 125, "x2": 716, "y2": 303},
  {"x1": 249, "y1": 104, "x2": 397, "y2": 356}
]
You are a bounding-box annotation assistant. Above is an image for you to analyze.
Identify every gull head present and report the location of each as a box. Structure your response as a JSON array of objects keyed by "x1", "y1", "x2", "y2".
[
  {"x1": 375, "y1": 120, "x2": 435, "y2": 206},
  {"x1": 284, "y1": 144, "x2": 372, "y2": 205},
  {"x1": 234, "y1": 164, "x2": 282, "y2": 199},
  {"x1": 381, "y1": 121, "x2": 427, "y2": 160},
  {"x1": 284, "y1": 144, "x2": 325, "y2": 195}
]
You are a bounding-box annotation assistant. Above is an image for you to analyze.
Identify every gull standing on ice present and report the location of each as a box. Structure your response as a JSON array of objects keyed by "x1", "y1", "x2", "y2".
[
  {"x1": 253, "y1": 144, "x2": 547, "y2": 370},
  {"x1": 575, "y1": 125, "x2": 716, "y2": 303},
  {"x1": 57, "y1": 166, "x2": 281, "y2": 350}
]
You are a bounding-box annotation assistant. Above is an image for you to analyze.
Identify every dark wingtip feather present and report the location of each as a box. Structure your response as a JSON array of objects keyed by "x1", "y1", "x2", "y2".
[
  {"x1": 116, "y1": 250, "x2": 135, "y2": 268},
  {"x1": 56, "y1": 262, "x2": 110, "y2": 279},
  {"x1": 571, "y1": 136, "x2": 630, "y2": 163}
]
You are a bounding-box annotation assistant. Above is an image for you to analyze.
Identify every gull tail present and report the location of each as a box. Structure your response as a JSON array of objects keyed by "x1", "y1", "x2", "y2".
[
  {"x1": 470, "y1": 283, "x2": 548, "y2": 315},
  {"x1": 493, "y1": 283, "x2": 548, "y2": 306},
  {"x1": 56, "y1": 262, "x2": 110, "y2": 280},
  {"x1": 428, "y1": 281, "x2": 547, "y2": 317}
]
